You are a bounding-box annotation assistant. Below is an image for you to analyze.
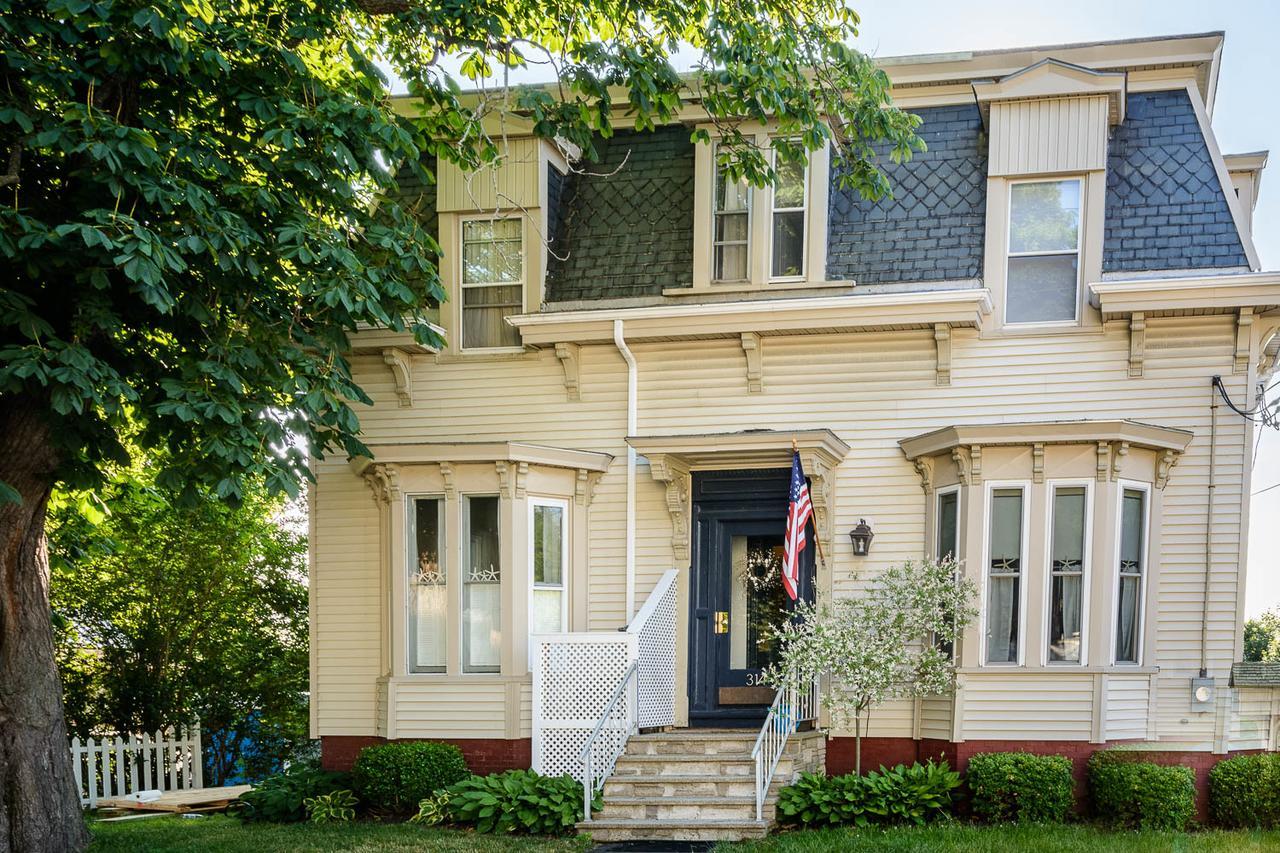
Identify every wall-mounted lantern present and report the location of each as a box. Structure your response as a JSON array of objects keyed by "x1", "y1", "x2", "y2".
[{"x1": 848, "y1": 519, "x2": 874, "y2": 557}]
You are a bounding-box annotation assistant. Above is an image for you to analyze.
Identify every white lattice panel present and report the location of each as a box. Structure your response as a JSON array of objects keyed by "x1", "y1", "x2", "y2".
[
  {"x1": 636, "y1": 573, "x2": 678, "y2": 728},
  {"x1": 532, "y1": 633, "x2": 634, "y2": 779}
]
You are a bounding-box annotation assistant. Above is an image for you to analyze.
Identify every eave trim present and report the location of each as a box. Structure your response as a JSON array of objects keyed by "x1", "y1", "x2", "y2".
[{"x1": 899, "y1": 419, "x2": 1194, "y2": 460}]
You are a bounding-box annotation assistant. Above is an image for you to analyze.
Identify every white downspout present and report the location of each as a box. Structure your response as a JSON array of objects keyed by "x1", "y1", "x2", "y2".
[{"x1": 614, "y1": 319, "x2": 637, "y2": 621}]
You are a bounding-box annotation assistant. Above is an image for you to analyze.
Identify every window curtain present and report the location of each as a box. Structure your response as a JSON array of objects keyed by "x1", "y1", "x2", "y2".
[{"x1": 986, "y1": 576, "x2": 1019, "y2": 663}]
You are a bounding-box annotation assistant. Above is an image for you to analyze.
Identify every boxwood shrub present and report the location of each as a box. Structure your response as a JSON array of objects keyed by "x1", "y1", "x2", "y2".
[
  {"x1": 965, "y1": 752, "x2": 1074, "y2": 823},
  {"x1": 351, "y1": 741, "x2": 468, "y2": 814},
  {"x1": 776, "y1": 762, "x2": 961, "y2": 827},
  {"x1": 1088, "y1": 751, "x2": 1195, "y2": 831},
  {"x1": 1209, "y1": 753, "x2": 1280, "y2": 828}
]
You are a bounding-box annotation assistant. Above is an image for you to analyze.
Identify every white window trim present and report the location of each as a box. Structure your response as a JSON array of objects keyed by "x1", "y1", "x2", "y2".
[
  {"x1": 980, "y1": 480, "x2": 1031, "y2": 667},
  {"x1": 767, "y1": 146, "x2": 810, "y2": 283},
  {"x1": 458, "y1": 214, "x2": 526, "y2": 354},
  {"x1": 461, "y1": 493, "x2": 503, "y2": 674},
  {"x1": 406, "y1": 493, "x2": 447, "y2": 675},
  {"x1": 935, "y1": 484, "x2": 961, "y2": 561},
  {"x1": 1042, "y1": 478, "x2": 1093, "y2": 667},
  {"x1": 527, "y1": 496, "x2": 569, "y2": 666},
  {"x1": 1110, "y1": 479, "x2": 1152, "y2": 667},
  {"x1": 1003, "y1": 177, "x2": 1085, "y2": 328}
]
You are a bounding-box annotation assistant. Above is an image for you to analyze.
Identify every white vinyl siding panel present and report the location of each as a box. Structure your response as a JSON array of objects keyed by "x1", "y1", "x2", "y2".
[
  {"x1": 315, "y1": 311, "x2": 1252, "y2": 744},
  {"x1": 1104, "y1": 675, "x2": 1151, "y2": 741},
  {"x1": 989, "y1": 96, "x2": 1109, "y2": 176}
]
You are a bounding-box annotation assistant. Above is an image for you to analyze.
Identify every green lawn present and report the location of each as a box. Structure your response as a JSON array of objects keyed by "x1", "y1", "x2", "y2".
[
  {"x1": 717, "y1": 824, "x2": 1280, "y2": 852},
  {"x1": 87, "y1": 814, "x2": 591, "y2": 852},
  {"x1": 87, "y1": 815, "x2": 1280, "y2": 852}
]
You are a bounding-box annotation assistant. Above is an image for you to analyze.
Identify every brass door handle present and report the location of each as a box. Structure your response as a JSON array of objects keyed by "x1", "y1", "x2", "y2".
[{"x1": 714, "y1": 611, "x2": 729, "y2": 634}]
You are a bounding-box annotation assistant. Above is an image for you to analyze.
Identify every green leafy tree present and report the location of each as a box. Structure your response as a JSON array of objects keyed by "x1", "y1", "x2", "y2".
[
  {"x1": 0, "y1": 0, "x2": 920, "y2": 847},
  {"x1": 1245, "y1": 609, "x2": 1280, "y2": 662},
  {"x1": 49, "y1": 467, "x2": 310, "y2": 786}
]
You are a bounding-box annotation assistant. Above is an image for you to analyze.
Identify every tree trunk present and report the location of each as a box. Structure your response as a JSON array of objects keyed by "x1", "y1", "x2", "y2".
[{"x1": 0, "y1": 397, "x2": 88, "y2": 853}]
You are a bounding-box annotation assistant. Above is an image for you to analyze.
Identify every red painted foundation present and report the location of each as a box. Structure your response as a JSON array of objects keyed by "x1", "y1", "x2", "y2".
[
  {"x1": 826, "y1": 736, "x2": 1260, "y2": 820},
  {"x1": 321, "y1": 736, "x2": 532, "y2": 776}
]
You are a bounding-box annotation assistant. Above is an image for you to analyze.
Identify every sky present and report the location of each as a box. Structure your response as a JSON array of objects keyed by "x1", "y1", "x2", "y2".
[{"x1": 386, "y1": 0, "x2": 1280, "y2": 615}]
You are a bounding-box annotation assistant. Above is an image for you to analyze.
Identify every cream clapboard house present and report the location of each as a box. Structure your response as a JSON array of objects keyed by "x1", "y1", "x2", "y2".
[{"x1": 311, "y1": 32, "x2": 1280, "y2": 839}]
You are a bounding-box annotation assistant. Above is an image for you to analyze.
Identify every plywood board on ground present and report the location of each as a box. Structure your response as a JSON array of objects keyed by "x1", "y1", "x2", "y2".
[{"x1": 97, "y1": 785, "x2": 252, "y2": 813}]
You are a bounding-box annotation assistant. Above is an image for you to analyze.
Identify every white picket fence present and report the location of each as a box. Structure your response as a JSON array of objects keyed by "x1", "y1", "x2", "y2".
[{"x1": 69, "y1": 727, "x2": 203, "y2": 808}]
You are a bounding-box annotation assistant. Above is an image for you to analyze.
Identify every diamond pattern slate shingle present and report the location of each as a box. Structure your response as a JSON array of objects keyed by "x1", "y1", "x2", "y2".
[
  {"x1": 1103, "y1": 90, "x2": 1248, "y2": 272},
  {"x1": 826, "y1": 104, "x2": 988, "y2": 285},
  {"x1": 387, "y1": 154, "x2": 438, "y2": 246},
  {"x1": 544, "y1": 126, "x2": 695, "y2": 302}
]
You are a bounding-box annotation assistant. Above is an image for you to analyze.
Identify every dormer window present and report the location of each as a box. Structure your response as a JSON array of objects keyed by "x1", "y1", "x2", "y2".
[
  {"x1": 693, "y1": 131, "x2": 828, "y2": 291},
  {"x1": 1005, "y1": 179, "x2": 1082, "y2": 325},
  {"x1": 461, "y1": 217, "x2": 524, "y2": 350}
]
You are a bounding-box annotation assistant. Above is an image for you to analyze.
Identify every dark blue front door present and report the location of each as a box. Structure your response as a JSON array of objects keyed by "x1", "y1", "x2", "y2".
[{"x1": 688, "y1": 469, "x2": 815, "y2": 726}]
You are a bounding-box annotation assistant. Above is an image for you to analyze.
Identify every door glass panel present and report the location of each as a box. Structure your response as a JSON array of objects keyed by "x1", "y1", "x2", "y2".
[{"x1": 729, "y1": 534, "x2": 788, "y2": 671}]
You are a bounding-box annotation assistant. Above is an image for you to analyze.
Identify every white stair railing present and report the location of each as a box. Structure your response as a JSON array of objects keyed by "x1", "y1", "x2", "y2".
[
  {"x1": 531, "y1": 569, "x2": 679, "y2": 821},
  {"x1": 750, "y1": 679, "x2": 818, "y2": 821}
]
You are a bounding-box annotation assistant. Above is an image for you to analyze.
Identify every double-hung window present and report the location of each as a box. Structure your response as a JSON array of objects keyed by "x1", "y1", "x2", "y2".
[
  {"x1": 463, "y1": 496, "x2": 502, "y2": 673},
  {"x1": 770, "y1": 153, "x2": 808, "y2": 279},
  {"x1": 1047, "y1": 485, "x2": 1088, "y2": 664},
  {"x1": 1006, "y1": 179, "x2": 1082, "y2": 324},
  {"x1": 936, "y1": 488, "x2": 960, "y2": 561},
  {"x1": 711, "y1": 142, "x2": 810, "y2": 284},
  {"x1": 530, "y1": 499, "x2": 568, "y2": 635},
  {"x1": 461, "y1": 218, "x2": 523, "y2": 350},
  {"x1": 985, "y1": 486, "x2": 1026, "y2": 664},
  {"x1": 1114, "y1": 487, "x2": 1148, "y2": 664},
  {"x1": 713, "y1": 156, "x2": 751, "y2": 282},
  {"x1": 408, "y1": 497, "x2": 446, "y2": 673}
]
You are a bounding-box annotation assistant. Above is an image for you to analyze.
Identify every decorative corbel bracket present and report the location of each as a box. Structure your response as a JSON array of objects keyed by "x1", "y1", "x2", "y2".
[
  {"x1": 741, "y1": 332, "x2": 764, "y2": 393},
  {"x1": 799, "y1": 451, "x2": 837, "y2": 559},
  {"x1": 1155, "y1": 449, "x2": 1181, "y2": 490},
  {"x1": 1236, "y1": 308, "x2": 1255, "y2": 374},
  {"x1": 968, "y1": 445, "x2": 983, "y2": 484},
  {"x1": 381, "y1": 347, "x2": 413, "y2": 408},
  {"x1": 438, "y1": 462, "x2": 456, "y2": 499},
  {"x1": 934, "y1": 323, "x2": 952, "y2": 387},
  {"x1": 362, "y1": 462, "x2": 400, "y2": 505},
  {"x1": 1129, "y1": 312, "x2": 1146, "y2": 378},
  {"x1": 495, "y1": 460, "x2": 529, "y2": 498},
  {"x1": 555, "y1": 342, "x2": 582, "y2": 400},
  {"x1": 951, "y1": 447, "x2": 971, "y2": 486},
  {"x1": 647, "y1": 454, "x2": 692, "y2": 567},
  {"x1": 1032, "y1": 443, "x2": 1045, "y2": 484},
  {"x1": 1095, "y1": 441, "x2": 1111, "y2": 483},
  {"x1": 575, "y1": 467, "x2": 602, "y2": 507},
  {"x1": 913, "y1": 456, "x2": 935, "y2": 495},
  {"x1": 1110, "y1": 441, "x2": 1130, "y2": 482}
]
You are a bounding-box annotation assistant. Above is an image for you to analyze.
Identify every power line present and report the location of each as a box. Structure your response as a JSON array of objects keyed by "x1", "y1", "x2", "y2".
[{"x1": 1254, "y1": 481, "x2": 1280, "y2": 497}]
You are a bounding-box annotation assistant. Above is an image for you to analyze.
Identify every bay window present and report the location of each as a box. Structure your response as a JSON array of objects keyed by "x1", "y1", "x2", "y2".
[
  {"x1": 985, "y1": 486, "x2": 1026, "y2": 664},
  {"x1": 1047, "y1": 485, "x2": 1088, "y2": 664},
  {"x1": 461, "y1": 218, "x2": 523, "y2": 350},
  {"x1": 1006, "y1": 179, "x2": 1081, "y2": 324},
  {"x1": 530, "y1": 499, "x2": 568, "y2": 635},
  {"x1": 1115, "y1": 486, "x2": 1148, "y2": 664},
  {"x1": 463, "y1": 495, "x2": 502, "y2": 673},
  {"x1": 408, "y1": 497, "x2": 446, "y2": 673},
  {"x1": 936, "y1": 487, "x2": 960, "y2": 561}
]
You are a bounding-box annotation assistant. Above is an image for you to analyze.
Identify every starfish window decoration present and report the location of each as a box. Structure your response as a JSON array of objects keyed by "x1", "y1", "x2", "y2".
[
  {"x1": 990, "y1": 556, "x2": 1020, "y2": 572},
  {"x1": 468, "y1": 563, "x2": 501, "y2": 583},
  {"x1": 414, "y1": 553, "x2": 445, "y2": 586},
  {"x1": 1120, "y1": 559, "x2": 1140, "y2": 572},
  {"x1": 1052, "y1": 558, "x2": 1082, "y2": 572}
]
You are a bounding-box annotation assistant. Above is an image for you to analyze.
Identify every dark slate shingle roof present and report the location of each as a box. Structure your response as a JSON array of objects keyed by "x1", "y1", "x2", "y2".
[
  {"x1": 544, "y1": 126, "x2": 695, "y2": 302},
  {"x1": 1103, "y1": 90, "x2": 1249, "y2": 272},
  {"x1": 826, "y1": 104, "x2": 988, "y2": 285},
  {"x1": 387, "y1": 155, "x2": 438, "y2": 245},
  {"x1": 1231, "y1": 661, "x2": 1280, "y2": 687}
]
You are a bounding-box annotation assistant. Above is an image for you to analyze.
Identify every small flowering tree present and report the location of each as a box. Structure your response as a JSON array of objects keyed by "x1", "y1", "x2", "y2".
[{"x1": 764, "y1": 558, "x2": 977, "y2": 774}]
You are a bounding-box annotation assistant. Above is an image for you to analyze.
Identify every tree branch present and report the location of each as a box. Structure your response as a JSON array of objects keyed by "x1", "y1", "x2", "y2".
[{"x1": 0, "y1": 142, "x2": 21, "y2": 188}]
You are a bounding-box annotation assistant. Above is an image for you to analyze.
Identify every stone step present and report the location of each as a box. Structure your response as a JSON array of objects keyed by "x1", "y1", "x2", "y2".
[
  {"x1": 611, "y1": 752, "x2": 795, "y2": 777},
  {"x1": 603, "y1": 773, "x2": 785, "y2": 800},
  {"x1": 594, "y1": 794, "x2": 769, "y2": 822},
  {"x1": 626, "y1": 734, "x2": 759, "y2": 756},
  {"x1": 578, "y1": 817, "x2": 771, "y2": 842}
]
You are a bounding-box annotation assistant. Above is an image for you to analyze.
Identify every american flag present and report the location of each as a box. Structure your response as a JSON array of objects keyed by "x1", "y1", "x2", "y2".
[{"x1": 782, "y1": 450, "x2": 812, "y2": 601}]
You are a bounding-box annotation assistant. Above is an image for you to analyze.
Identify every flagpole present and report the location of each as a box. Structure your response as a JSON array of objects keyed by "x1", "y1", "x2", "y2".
[{"x1": 793, "y1": 436, "x2": 827, "y2": 568}]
